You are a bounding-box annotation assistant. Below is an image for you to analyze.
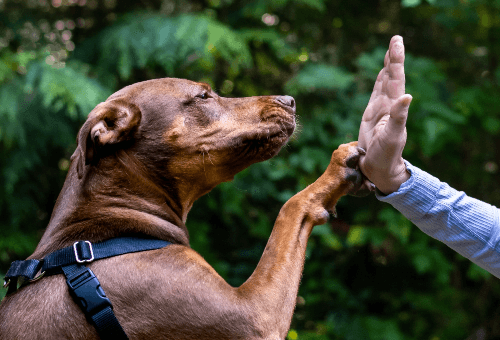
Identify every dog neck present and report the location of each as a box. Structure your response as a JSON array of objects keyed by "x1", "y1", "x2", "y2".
[{"x1": 30, "y1": 151, "x2": 192, "y2": 259}]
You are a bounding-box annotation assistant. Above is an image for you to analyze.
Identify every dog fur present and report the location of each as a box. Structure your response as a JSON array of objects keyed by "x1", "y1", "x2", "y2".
[{"x1": 0, "y1": 78, "x2": 372, "y2": 339}]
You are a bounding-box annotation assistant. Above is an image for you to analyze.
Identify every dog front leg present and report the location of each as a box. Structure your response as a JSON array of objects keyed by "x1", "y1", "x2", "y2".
[
  {"x1": 238, "y1": 142, "x2": 367, "y2": 338},
  {"x1": 125, "y1": 142, "x2": 368, "y2": 340}
]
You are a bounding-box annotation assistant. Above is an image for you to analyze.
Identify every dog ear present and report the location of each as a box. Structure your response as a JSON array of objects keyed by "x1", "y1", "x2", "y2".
[{"x1": 71, "y1": 99, "x2": 142, "y2": 179}]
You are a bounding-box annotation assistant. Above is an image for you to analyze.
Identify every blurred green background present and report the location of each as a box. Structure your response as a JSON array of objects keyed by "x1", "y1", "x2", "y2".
[{"x1": 1, "y1": 0, "x2": 500, "y2": 338}]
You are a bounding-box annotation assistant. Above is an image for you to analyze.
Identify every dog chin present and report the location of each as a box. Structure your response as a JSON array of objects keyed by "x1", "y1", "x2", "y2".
[
  {"x1": 250, "y1": 131, "x2": 292, "y2": 160},
  {"x1": 224, "y1": 122, "x2": 295, "y2": 166}
]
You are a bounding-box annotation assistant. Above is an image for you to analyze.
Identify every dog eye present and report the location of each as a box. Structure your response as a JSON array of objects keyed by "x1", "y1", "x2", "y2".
[{"x1": 196, "y1": 92, "x2": 210, "y2": 100}]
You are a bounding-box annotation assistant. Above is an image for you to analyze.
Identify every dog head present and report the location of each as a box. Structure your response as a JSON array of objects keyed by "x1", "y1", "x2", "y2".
[{"x1": 71, "y1": 77, "x2": 296, "y2": 200}]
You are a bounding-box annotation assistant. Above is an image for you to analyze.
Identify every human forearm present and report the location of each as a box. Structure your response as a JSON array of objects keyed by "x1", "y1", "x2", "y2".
[{"x1": 378, "y1": 162, "x2": 500, "y2": 278}]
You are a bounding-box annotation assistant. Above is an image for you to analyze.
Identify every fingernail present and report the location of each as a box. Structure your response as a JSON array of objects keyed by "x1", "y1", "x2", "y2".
[
  {"x1": 393, "y1": 42, "x2": 404, "y2": 53},
  {"x1": 403, "y1": 95, "x2": 412, "y2": 107}
]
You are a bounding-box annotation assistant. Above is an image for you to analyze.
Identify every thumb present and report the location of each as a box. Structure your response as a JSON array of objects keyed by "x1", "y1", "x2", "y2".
[{"x1": 386, "y1": 94, "x2": 412, "y2": 135}]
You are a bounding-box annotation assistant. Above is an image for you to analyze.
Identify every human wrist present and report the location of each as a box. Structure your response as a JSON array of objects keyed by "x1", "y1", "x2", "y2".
[{"x1": 374, "y1": 162, "x2": 410, "y2": 195}]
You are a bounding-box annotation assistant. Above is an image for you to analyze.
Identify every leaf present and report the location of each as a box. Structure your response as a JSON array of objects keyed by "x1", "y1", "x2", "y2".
[
  {"x1": 378, "y1": 207, "x2": 411, "y2": 244},
  {"x1": 413, "y1": 253, "x2": 432, "y2": 273},
  {"x1": 240, "y1": 29, "x2": 295, "y2": 61},
  {"x1": 482, "y1": 116, "x2": 500, "y2": 134},
  {"x1": 0, "y1": 51, "x2": 17, "y2": 83},
  {"x1": 248, "y1": 212, "x2": 272, "y2": 239},
  {"x1": 205, "y1": 18, "x2": 253, "y2": 69},
  {"x1": 402, "y1": 0, "x2": 421, "y2": 7},
  {"x1": 355, "y1": 47, "x2": 386, "y2": 79},
  {"x1": 363, "y1": 316, "x2": 404, "y2": 340},
  {"x1": 25, "y1": 61, "x2": 110, "y2": 118},
  {"x1": 78, "y1": 14, "x2": 252, "y2": 83},
  {"x1": 421, "y1": 117, "x2": 449, "y2": 156},
  {"x1": 267, "y1": 158, "x2": 290, "y2": 180},
  {"x1": 421, "y1": 102, "x2": 466, "y2": 124},
  {"x1": 467, "y1": 263, "x2": 491, "y2": 281},
  {"x1": 346, "y1": 226, "x2": 367, "y2": 246},
  {"x1": 294, "y1": 0, "x2": 326, "y2": 12},
  {"x1": 285, "y1": 64, "x2": 354, "y2": 96},
  {"x1": 312, "y1": 224, "x2": 343, "y2": 250},
  {"x1": 287, "y1": 329, "x2": 298, "y2": 340}
]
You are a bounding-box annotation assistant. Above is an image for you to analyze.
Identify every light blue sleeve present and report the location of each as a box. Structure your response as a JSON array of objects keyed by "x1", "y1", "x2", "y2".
[{"x1": 377, "y1": 161, "x2": 500, "y2": 278}]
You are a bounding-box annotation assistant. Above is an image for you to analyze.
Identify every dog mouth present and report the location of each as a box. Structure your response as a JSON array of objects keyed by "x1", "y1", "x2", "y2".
[
  {"x1": 236, "y1": 117, "x2": 296, "y2": 160},
  {"x1": 260, "y1": 108, "x2": 296, "y2": 142}
]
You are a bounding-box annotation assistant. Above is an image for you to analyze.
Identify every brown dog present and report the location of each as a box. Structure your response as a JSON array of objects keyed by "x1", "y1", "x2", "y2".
[{"x1": 0, "y1": 78, "x2": 372, "y2": 339}]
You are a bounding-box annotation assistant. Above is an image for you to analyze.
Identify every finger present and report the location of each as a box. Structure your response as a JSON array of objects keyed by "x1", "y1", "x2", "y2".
[
  {"x1": 384, "y1": 35, "x2": 402, "y2": 68},
  {"x1": 369, "y1": 68, "x2": 385, "y2": 102},
  {"x1": 387, "y1": 39, "x2": 406, "y2": 98},
  {"x1": 381, "y1": 64, "x2": 389, "y2": 100},
  {"x1": 386, "y1": 94, "x2": 412, "y2": 135},
  {"x1": 368, "y1": 51, "x2": 389, "y2": 104},
  {"x1": 358, "y1": 155, "x2": 375, "y2": 185},
  {"x1": 386, "y1": 73, "x2": 405, "y2": 99},
  {"x1": 371, "y1": 37, "x2": 397, "y2": 102},
  {"x1": 389, "y1": 35, "x2": 403, "y2": 51},
  {"x1": 358, "y1": 121, "x2": 370, "y2": 150},
  {"x1": 389, "y1": 39, "x2": 405, "y2": 66}
]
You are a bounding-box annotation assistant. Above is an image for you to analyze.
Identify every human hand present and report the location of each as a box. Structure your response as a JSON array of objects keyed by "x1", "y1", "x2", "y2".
[{"x1": 358, "y1": 35, "x2": 412, "y2": 195}]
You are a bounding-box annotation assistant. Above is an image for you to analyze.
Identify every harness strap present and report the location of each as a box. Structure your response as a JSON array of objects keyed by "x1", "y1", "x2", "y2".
[
  {"x1": 5, "y1": 237, "x2": 171, "y2": 283},
  {"x1": 4, "y1": 259, "x2": 42, "y2": 294},
  {"x1": 62, "y1": 264, "x2": 128, "y2": 340},
  {"x1": 3, "y1": 237, "x2": 171, "y2": 340},
  {"x1": 42, "y1": 237, "x2": 172, "y2": 273}
]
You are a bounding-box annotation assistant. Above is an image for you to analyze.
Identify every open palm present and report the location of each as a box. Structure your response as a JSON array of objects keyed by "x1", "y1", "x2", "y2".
[{"x1": 358, "y1": 35, "x2": 412, "y2": 194}]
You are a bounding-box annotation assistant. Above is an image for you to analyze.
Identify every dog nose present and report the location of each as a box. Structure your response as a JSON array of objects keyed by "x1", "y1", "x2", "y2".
[{"x1": 276, "y1": 96, "x2": 296, "y2": 110}]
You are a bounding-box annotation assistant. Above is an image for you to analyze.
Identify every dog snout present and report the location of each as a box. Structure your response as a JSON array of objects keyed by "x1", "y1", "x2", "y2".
[{"x1": 275, "y1": 96, "x2": 296, "y2": 111}]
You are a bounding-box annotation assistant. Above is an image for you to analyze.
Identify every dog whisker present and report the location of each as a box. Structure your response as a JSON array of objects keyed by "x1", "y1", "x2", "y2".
[
  {"x1": 207, "y1": 151, "x2": 215, "y2": 166},
  {"x1": 202, "y1": 151, "x2": 209, "y2": 181}
]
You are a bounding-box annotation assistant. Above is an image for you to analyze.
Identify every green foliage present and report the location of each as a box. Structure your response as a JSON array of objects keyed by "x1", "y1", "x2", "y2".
[
  {"x1": 77, "y1": 13, "x2": 252, "y2": 86},
  {"x1": 286, "y1": 64, "x2": 355, "y2": 95},
  {"x1": 2, "y1": 0, "x2": 500, "y2": 338},
  {"x1": 240, "y1": 0, "x2": 327, "y2": 19},
  {"x1": 402, "y1": 0, "x2": 437, "y2": 8},
  {"x1": 0, "y1": 53, "x2": 110, "y2": 256},
  {"x1": 26, "y1": 61, "x2": 108, "y2": 117}
]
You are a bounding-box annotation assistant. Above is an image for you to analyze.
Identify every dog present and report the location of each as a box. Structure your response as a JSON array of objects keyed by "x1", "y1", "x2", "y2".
[{"x1": 0, "y1": 77, "x2": 373, "y2": 339}]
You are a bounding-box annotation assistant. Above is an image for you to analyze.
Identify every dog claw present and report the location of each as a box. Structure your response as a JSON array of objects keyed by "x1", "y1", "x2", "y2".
[
  {"x1": 338, "y1": 144, "x2": 375, "y2": 196},
  {"x1": 345, "y1": 146, "x2": 366, "y2": 170},
  {"x1": 345, "y1": 153, "x2": 360, "y2": 169},
  {"x1": 331, "y1": 207, "x2": 338, "y2": 218},
  {"x1": 349, "y1": 180, "x2": 376, "y2": 197}
]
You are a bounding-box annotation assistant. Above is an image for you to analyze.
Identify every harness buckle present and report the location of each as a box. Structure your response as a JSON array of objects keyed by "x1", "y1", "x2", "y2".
[
  {"x1": 66, "y1": 267, "x2": 112, "y2": 316},
  {"x1": 74, "y1": 241, "x2": 94, "y2": 263},
  {"x1": 29, "y1": 270, "x2": 46, "y2": 283}
]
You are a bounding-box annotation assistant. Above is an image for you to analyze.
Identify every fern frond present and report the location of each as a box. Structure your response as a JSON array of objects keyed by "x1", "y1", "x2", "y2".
[
  {"x1": 77, "y1": 13, "x2": 252, "y2": 82},
  {"x1": 285, "y1": 63, "x2": 354, "y2": 95}
]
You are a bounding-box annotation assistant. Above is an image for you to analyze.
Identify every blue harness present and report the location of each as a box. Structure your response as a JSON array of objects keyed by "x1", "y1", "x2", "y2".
[{"x1": 3, "y1": 237, "x2": 171, "y2": 339}]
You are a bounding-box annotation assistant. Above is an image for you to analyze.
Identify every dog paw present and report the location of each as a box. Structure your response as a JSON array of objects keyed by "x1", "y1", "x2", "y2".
[{"x1": 331, "y1": 142, "x2": 375, "y2": 197}]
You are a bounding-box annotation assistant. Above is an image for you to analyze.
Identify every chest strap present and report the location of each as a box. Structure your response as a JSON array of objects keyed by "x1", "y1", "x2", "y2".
[{"x1": 4, "y1": 237, "x2": 171, "y2": 340}]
